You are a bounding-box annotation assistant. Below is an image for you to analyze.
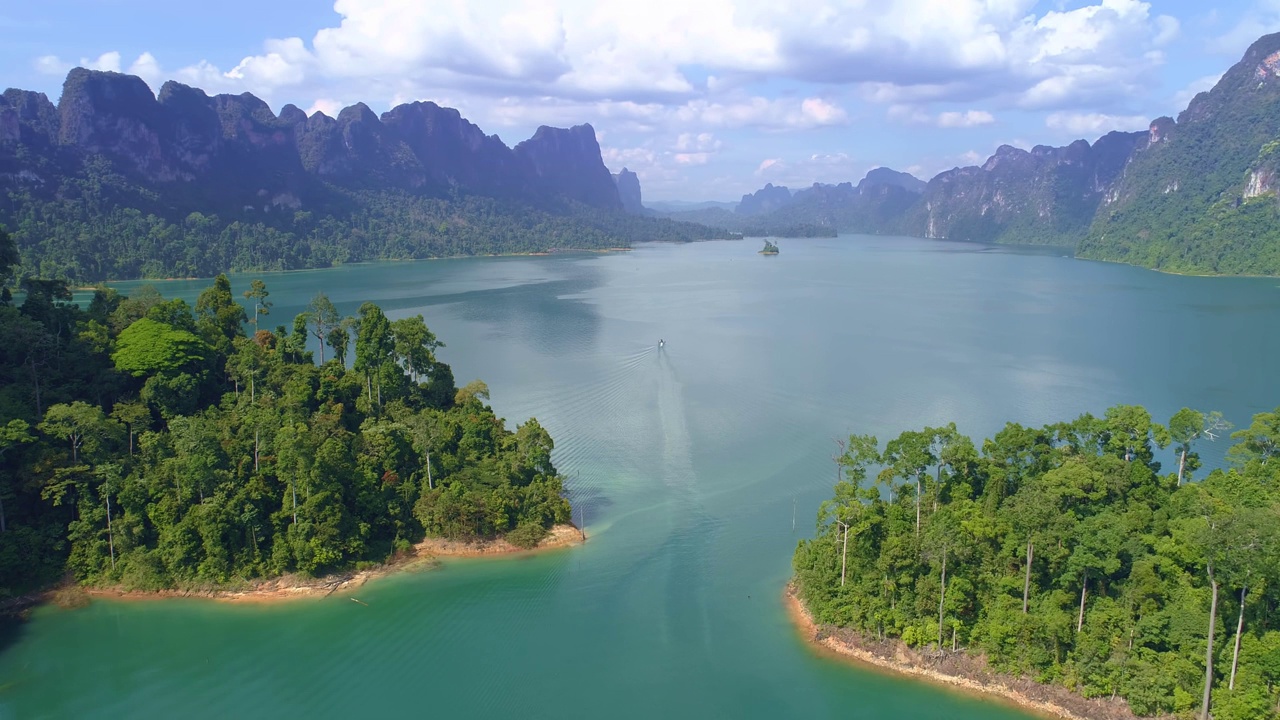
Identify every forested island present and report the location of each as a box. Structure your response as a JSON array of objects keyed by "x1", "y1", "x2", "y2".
[
  {"x1": 793, "y1": 406, "x2": 1280, "y2": 720},
  {"x1": 0, "y1": 227, "x2": 572, "y2": 600}
]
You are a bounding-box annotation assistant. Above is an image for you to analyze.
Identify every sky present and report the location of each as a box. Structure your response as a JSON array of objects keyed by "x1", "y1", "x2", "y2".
[{"x1": 2, "y1": 0, "x2": 1278, "y2": 202}]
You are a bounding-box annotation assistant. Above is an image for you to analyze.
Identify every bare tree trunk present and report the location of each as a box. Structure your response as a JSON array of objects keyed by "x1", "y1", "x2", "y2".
[
  {"x1": 1178, "y1": 449, "x2": 1187, "y2": 486},
  {"x1": 254, "y1": 428, "x2": 260, "y2": 473},
  {"x1": 292, "y1": 483, "x2": 298, "y2": 525},
  {"x1": 1231, "y1": 584, "x2": 1247, "y2": 691},
  {"x1": 1202, "y1": 566, "x2": 1219, "y2": 720},
  {"x1": 1023, "y1": 539, "x2": 1034, "y2": 614},
  {"x1": 1078, "y1": 570, "x2": 1088, "y2": 633},
  {"x1": 915, "y1": 475, "x2": 921, "y2": 536},
  {"x1": 28, "y1": 357, "x2": 42, "y2": 417},
  {"x1": 426, "y1": 450, "x2": 434, "y2": 490},
  {"x1": 128, "y1": 429, "x2": 135, "y2": 455},
  {"x1": 105, "y1": 490, "x2": 116, "y2": 570},
  {"x1": 938, "y1": 545, "x2": 948, "y2": 652},
  {"x1": 841, "y1": 523, "x2": 848, "y2": 587}
]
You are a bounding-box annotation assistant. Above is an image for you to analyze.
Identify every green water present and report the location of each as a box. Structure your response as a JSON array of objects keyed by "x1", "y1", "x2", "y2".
[{"x1": 5, "y1": 236, "x2": 1280, "y2": 719}]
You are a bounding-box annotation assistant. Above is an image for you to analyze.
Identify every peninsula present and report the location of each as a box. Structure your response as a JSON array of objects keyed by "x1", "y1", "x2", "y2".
[
  {"x1": 792, "y1": 407, "x2": 1280, "y2": 720},
  {"x1": 0, "y1": 236, "x2": 578, "y2": 604}
]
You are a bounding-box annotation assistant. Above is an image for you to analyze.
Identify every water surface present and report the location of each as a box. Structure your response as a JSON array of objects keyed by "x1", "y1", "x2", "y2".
[{"x1": 5, "y1": 236, "x2": 1279, "y2": 719}]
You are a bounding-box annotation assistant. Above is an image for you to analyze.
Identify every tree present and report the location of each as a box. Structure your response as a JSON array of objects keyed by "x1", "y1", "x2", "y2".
[
  {"x1": 0, "y1": 226, "x2": 18, "y2": 288},
  {"x1": 243, "y1": 279, "x2": 271, "y2": 335},
  {"x1": 305, "y1": 293, "x2": 340, "y2": 365},
  {"x1": 110, "y1": 400, "x2": 151, "y2": 455},
  {"x1": 880, "y1": 429, "x2": 935, "y2": 535},
  {"x1": 38, "y1": 402, "x2": 121, "y2": 465},
  {"x1": 1169, "y1": 408, "x2": 1231, "y2": 485},
  {"x1": 195, "y1": 273, "x2": 247, "y2": 355},
  {"x1": 1063, "y1": 511, "x2": 1123, "y2": 632},
  {"x1": 1228, "y1": 408, "x2": 1280, "y2": 467},
  {"x1": 391, "y1": 314, "x2": 443, "y2": 383},
  {"x1": 354, "y1": 303, "x2": 394, "y2": 410},
  {"x1": 0, "y1": 419, "x2": 35, "y2": 532},
  {"x1": 112, "y1": 318, "x2": 208, "y2": 378}
]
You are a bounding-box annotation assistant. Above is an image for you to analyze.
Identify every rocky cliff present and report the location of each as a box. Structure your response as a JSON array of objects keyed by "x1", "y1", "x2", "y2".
[
  {"x1": 913, "y1": 132, "x2": 1148, "y2": 245},
  {"x1": 736, "y1": 183, "x2": 793, "y2": 216},
  {"x1": 611, "y1": 167, "x2": 644, "y2": 214},
  {"x1": 0, "y1": 69, "x2": 733, "y2": 281},
  {"x1": 0, "y1": 68, "x2": 623, "y2": 216},
  {"x1": 1079, "y1": 32, "x2": 1280, "y2": 273}
]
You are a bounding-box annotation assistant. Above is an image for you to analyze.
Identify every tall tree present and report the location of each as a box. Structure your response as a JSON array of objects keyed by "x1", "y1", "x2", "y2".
[
  {"x1": 305, "y1": 292, "x2": 340, "y2": 365},
  {"x1": 243, "y1": 279, "x2": 271, "y2": 336},
  {"x1": 0, "y1": 419, "x2": 35, "y2": 532},
  {"x1": 1169, "y1": 408, "x2": 1231, "y2": 485},
  {"x1": 354, "y1": 303, "x2": 394, "y2": 411}
]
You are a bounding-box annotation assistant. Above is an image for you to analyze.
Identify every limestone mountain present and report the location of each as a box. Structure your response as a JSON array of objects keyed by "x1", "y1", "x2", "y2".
[
  {"x1": 909, "y1": 131, "x2": 1149, "y2": 246},
  {"x1": 736, "y1": 183, "x2": 793, "y2": 216},
  {"x1": 1079, "y1": 32, "x2": 1280, "y2": 274},
  {"x1": 724, "y1": 32, "x2": 1280, "y2": 275},
  {"x1": 611, "y1": 167, "x2": 644, "y2": 214},
  {"x1": 0, "y1": 68, "x2": 721, "y2": 281},
  {"x1": 857, "y1": 167, "x2": 926, "y2": 194}
]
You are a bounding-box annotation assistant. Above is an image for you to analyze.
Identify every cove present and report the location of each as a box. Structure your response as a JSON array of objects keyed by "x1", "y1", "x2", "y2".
[{"x1": 4, "y1": 235, "x2": 1280, "y2": 718}]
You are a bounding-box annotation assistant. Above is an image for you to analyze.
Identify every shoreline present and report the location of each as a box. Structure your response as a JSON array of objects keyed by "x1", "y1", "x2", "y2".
[
  {"x1": 784, "y1": 586, "x2": 1155, "y2": 720},
  {"x1": 42, "y1": 524, "x2": 584, "y2": 608}
]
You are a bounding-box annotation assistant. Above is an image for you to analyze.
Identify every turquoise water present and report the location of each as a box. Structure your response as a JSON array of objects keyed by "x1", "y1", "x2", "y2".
[{"x1": 4, "y1": 235, "x2": 1280, "y2": 719}]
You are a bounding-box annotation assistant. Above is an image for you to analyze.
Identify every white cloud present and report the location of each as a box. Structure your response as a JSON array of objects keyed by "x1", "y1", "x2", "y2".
[
  {"x1": 36, "y1": 0, "x2": 1180, "y2": 121},
  {"x1": 307, "y1": 98, "x2": 345, "y2": 117},
  {"x1": 752, "y1": 151, "x2": 861, "y2": 187},
  {"x1": 82, "y1": 51, "x2": 122, "y2": 73},
  {"x1": 675, "y1": 96, "x2": 848, "y2": 130},
  {"x1": 937, "y1": 110, "x2": 995, "y2": 127},
  {"x1": 1171, "y1": 73, "x2": 1223, "y2": 111},
  {"x1": 673, "y1": 153, "x2": 711, "y2": 165},
  {"x1": 889, "y1": 105, "x2": 994, "y2": 127},
  {"x1": 1044, "y1": 111, "x2": 1149, "y2": 136},
  {"x1": 34, "y1": 55, "x2": 71, "y2": 76},
  {"x1": 674, "y1": 132, "x2": 721, "y2": 152},
  {"x1": 128, "y1": 53, "x2": 163, "y2": 88},
  {"x1": 1207, "y1": 1, "x2": 1280, "y2": 55}
]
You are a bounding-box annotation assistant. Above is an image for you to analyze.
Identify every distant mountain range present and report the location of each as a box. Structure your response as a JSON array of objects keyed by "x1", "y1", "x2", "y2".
[
  {"x1": 652, "y1": 32, "x2": 1280, "y2": 276},
  {"x1": 0, "y1": 69, "x2": 723, "y2": 281},
  {"x1": 8, "y1": 31, "x2": 1280, "y2": 279}
]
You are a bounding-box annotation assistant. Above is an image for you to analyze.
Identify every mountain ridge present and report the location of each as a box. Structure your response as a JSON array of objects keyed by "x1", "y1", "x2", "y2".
[
  {"x1": 0, "y1": 69, "x2": 726, "y2": 281},
  {"x1": 699, "y1": 31, "x2": 1280, "y2": 274}
]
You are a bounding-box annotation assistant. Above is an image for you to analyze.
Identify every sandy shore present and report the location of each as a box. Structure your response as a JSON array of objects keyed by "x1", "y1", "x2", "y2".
[
  {"x1": 77, "y1": 524, "x2": 585, "y2": 606},
  {"x1": 785, "y1": 586, "x2": 1156, "y2": 720}
]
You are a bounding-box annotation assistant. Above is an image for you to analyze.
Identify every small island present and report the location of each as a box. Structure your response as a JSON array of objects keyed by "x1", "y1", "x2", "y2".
[
  {"x1": 760, "y1": 240, "x2": 780, "y2": 255},
  {"x1": 0, "y1": 248, "x2": 577, "y2": 606}
]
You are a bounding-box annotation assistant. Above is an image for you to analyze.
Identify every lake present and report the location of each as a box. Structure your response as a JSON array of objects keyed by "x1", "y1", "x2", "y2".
[{"x1": 4, "y1": 235, "x2": 1280, "y2": 718}]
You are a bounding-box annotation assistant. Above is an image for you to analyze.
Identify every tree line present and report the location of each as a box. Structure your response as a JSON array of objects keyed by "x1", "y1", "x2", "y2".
[
  {"x1": 794, "y1": 406, "x2": 1280, "y2": 720},
  {"x1": 1, "y1": 158, "x2": 732, "y2": 283},
  {"x1": 0, "y1": 227, "x2": 570, "y2": 596}
]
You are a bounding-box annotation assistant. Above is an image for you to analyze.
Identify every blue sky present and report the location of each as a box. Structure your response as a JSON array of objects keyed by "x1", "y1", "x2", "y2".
[{"x1": 3, "y1": 0, "x2": 1277, "y2": 201}]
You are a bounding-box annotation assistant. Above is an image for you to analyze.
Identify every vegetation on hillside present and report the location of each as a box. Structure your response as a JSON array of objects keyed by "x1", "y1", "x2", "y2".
[
  {"x1": 795, "y1": 406, "x2": 1280, "y2": 719},
  {"x1": 0, "y1": 227, "x2": 570, "y2": 597},
  {"x1": 1080, "y1": 34, "x2": 1280, "y2": 276},
  {"x1": 1, "y1": 159, "x2": 730, "y2": 283}
]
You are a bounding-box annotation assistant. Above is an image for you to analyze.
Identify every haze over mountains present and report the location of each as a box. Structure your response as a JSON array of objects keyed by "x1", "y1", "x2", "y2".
[{"x1": 653, "y1": 32, "x2": 1280, "y2": 276}]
